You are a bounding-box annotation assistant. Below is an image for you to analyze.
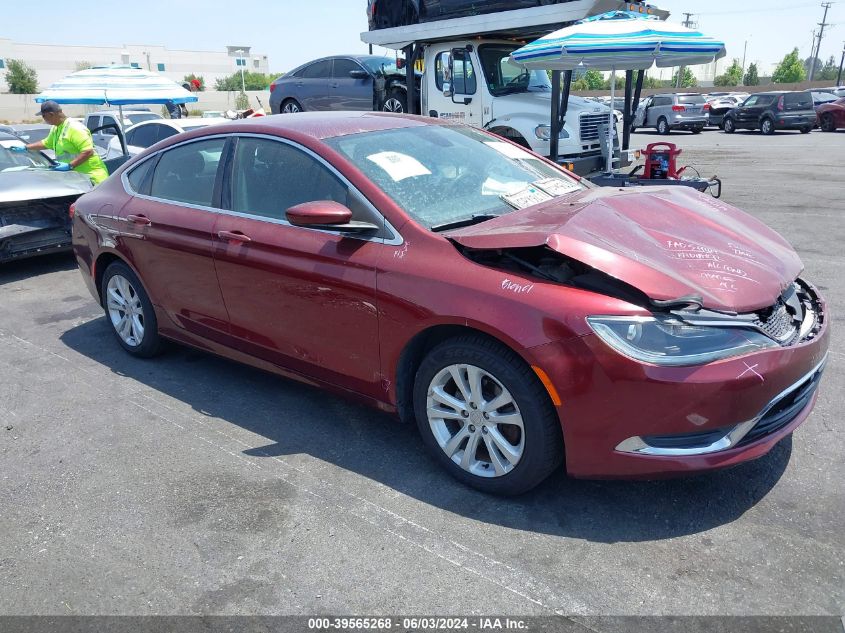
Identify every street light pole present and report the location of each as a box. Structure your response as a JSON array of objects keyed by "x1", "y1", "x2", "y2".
[{"x1": 741, "y1": 40, "x2": 748, "y2": 76}]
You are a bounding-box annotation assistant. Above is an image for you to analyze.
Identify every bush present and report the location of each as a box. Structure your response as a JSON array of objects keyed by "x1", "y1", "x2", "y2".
[
  {"x1": 235, "y1": 91, "x2": 250, "y2": 110},
  {"x1": 743, "y1": 63, "x2": 760, "y2": 86},
  {"x1": 214, "y1": 71, "x2": 274, "y2": 91},
  {"x1": 4, "y1": 59, "x2": 38, "y2": 94}
]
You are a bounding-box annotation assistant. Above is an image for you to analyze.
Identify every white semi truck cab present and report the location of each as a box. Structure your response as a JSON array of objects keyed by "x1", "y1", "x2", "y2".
[
  {"x1": 361, "y1": 0, "x2": 665, "y2": 175},
  {"x1": 420, "y1": 39, "x2": 618, "y2": 175}
]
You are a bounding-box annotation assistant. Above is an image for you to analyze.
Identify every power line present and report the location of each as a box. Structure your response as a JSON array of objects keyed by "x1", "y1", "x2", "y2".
[
  {"x1": 696, "y1": 2, "x2": 820, "y2": 16},
  {"x1": 810, "y1": 2, "x2": 834, "y2": 80}
]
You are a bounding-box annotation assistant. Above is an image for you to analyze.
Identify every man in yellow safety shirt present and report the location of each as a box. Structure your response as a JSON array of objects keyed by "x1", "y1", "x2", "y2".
[{"x1": 13, "y1": 100, "x2": 109, "y2": 185}]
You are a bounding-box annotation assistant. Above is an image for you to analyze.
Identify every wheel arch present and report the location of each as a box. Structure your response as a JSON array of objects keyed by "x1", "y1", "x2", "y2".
[
  {"x1": 93, "y1": 251, "x2": 139, "y2": 306},
  {"x1": 393, "y1": 323, "x2": 544, "y2": 425},
  {"x1": 486, "y1": 126, "x2": 531, "y2": 149}
]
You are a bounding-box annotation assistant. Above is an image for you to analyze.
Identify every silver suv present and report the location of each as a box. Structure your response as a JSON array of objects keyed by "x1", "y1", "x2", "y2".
[{"x1": 633, "y1": 93, "x2": 709, "y2": 135}]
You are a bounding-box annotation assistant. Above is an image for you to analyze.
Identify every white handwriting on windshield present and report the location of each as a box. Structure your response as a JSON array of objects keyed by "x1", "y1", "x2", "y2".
[{"x1": 502, "y1": 279, "x2": 534, "y2": 295}]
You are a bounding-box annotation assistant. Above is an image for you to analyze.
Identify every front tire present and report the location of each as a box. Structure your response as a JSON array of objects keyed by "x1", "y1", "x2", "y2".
[
  {"x1": 382, "y1": 88, "x2": 407, "y2": 113},
  {"x1": 101, "y1": 262, "x2": 162, "y2": 358},
  {"x1": 820, "y1": 114, "x2": 835, "y2": 132},
  {"x1": 413, "y1": 335, "x2": 563, "y2": 495},
  {"x1": 723, "y1": 117, "x2": 736, "y2": 133},
  {"x1": 657, "y1": 117, "x2": 670, "y2": 135}
]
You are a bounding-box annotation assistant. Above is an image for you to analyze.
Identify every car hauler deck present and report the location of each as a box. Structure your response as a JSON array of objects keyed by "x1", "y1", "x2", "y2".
[{"x1": 361, "y1": 0, "x2": 667, "y2": 175}]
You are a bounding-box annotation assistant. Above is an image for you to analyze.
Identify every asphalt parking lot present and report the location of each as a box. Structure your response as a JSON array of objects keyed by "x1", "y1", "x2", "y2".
[{"x1": 1, "y1": 127, "x2": 843, "y2": 617}]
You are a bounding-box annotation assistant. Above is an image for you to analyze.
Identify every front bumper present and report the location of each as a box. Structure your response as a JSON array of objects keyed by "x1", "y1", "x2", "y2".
[{"x1": 528, "y1": 295, "x2": 830, "y2": 479}]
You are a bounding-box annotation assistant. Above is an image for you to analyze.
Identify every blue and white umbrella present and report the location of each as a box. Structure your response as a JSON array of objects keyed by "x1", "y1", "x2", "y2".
[
  {"x1": 511, "y1": 11, "x2": 726, "y2": 171},
  {"x1": 35, "y1": 65, "x2": 198, "y2": 106}
]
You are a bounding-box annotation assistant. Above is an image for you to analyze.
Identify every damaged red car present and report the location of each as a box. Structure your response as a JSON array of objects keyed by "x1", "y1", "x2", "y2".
[{"x1": 71, "y1": 113, "x2": 829, "y2": 495}]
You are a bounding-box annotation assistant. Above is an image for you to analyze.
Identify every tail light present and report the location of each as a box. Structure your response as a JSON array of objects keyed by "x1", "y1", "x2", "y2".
[
  {"x1": 269, "y1": 83, "x2": 276, "y2": 93},
  {"x1": 672, "y1": 105, "x2": 686, "y2": 112},
  {"x1": 69, "y1": 202, "x2": 76, "y2": 219},
  {"x1": 777, "y1": 96, "x2": 784, "y2": 111},
  {"x1": 703, "y1": 103, "x2": 710, "y2": 111}
]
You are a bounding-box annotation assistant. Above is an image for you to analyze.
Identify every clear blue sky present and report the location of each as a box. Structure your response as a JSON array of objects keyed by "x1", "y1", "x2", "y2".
[{"x1": 1, "y1": 0, "x2": 842, "y2": 74}]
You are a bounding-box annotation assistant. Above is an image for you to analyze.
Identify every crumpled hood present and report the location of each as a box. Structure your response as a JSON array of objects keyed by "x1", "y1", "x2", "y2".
[
  {"x1": 0, "y1": 169, "x2": 93, "y2": 204},
  {"x1": 445, "y1": 186, "x2": 803, "y2": 313}
]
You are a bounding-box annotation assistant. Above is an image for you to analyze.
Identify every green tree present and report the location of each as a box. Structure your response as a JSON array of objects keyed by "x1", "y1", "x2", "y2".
[
  {"x1": 714, "y1": 59, "x2": 743, "y2": 87},
  {"x1": 818, "y1": 55, "x2": 839, "y2": 81},
  {"x1": 235, "y1": 91, "x2": 250, "y2": 110},
  {"x1": 643, "y1": 76, "x2": 666, "y2": 89},
  {"x1": 183, "y1": 73, "x2": 206, "y2": 91},
  {"x1": 743, "y1": 63, "x2": 760, "y2": 86},
  {"x1": 4, "y1": 59, "x2": 38, "y2": 94},
  {"x1": 772, "y1": 48, "x2": 806, "y2": 83},
  {"x1": 214, "y1": 71, "x2": 273, "y2": 91},
  {"x1": 671, "y1": 67, "x2": 697, "y2": 88},
  {"x1": 582, "y1": 69, "x2": 605, "y2": 90},
  {"x1": 604, "y1": 74, "x2": 626, "y2": 90}
]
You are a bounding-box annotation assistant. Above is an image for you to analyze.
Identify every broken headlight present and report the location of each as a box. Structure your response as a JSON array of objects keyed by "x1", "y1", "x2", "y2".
[{"x1": 586, "y1": 316, "x2": 779, "y2": 366}]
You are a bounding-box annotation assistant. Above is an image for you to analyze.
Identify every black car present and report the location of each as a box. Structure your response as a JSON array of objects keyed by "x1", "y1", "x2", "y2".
[
  {"x1": 723, "y1": 92, "x2": 817, "y2": 135},
  {"x1": 368, "y1": 0, "x2": 566, "y2": 29}
]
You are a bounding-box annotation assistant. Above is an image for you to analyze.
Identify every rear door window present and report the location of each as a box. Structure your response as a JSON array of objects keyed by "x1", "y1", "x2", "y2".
[
  {"x1": 784, "y1": 92, "x2": 813, "y2": 110},
  {"x1": 299, "y1": 60, "x2": 332, "y2": 79},
  {"x1": 149, "y1": 137, "x2": 227, "y2": 207}
]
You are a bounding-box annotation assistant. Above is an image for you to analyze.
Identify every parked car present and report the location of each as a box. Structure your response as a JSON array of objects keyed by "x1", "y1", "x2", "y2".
[
  {"x1": 818, "y1": 86, "x2": 845, "y2": 98},
  {"x1": 722, "y1": 91, "x2": 816, "y2": 135},
  {"x1": 632, "y1": 93, "x2": 709, "y2": 134},
  {"x1": 9, "y1": 123, "x2": 52, "y2": 146},
  {"x1": 84, "y1": 109, "x2": 163, "y2": 149},
  {"x1": 816, "y1": 97, "x2": 845, "y2": 132},
  {"x1": 103, "y1": 118, "x2": 228, "y2": 160},
  {"x1": 269, "y1": 55, "x2": 420, "y2": 115},
  {"x1": 71, "y1": 112, "x2": 828, "y2": 494},
  {"x1": 705, "y1": 93, "x2": 748, "y2": 128},
  {"x1": 811, "y1": 91, "x2": 838, "y2": 108},
  {"x1": 0, "y1": 132, "x2": 94, "y2": 263}
]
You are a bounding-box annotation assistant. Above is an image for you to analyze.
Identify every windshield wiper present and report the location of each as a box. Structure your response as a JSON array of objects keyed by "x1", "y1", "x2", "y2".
[{"x1": 431, "y1": 214, "x2": 500, "y2": 232}]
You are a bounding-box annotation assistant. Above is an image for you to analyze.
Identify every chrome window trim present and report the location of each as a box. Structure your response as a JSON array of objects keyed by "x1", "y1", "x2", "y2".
[
  {"x1": 615, "y1": 353, "x2": 828, "y2": 457},
  {"x1": 120, "y1": 132, "x2": 403, "y2": 246}
]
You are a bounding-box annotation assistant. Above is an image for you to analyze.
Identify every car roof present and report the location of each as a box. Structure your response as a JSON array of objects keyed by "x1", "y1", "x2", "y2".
[{"x1": 168, "y1": 112, "x2": 442, "y2": 143}]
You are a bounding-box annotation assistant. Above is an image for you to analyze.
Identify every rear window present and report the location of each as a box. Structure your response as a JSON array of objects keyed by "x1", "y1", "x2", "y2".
[
  {"x1": 678, "y1": 95, "x2": 706, "y2": 104},
  {"x1": 784, "y1": 92, "x2": 813, "y2": 109},
  {"x1": 127, "y1": 113, "x2": 161, "y2": 125}
]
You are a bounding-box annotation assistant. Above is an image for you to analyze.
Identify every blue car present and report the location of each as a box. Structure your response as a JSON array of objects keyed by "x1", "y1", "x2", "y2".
[{"x1": 269, "y1": 55, "x2": 419, "y2": 115}]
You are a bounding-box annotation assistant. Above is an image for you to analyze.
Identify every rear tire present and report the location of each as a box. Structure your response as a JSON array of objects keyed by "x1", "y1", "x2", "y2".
[
  {"x1": 413, "y1": 335, "x2": 563, "y2": 495},
  {"x1": 800, "y1": 126, "x2": 811, "y2": 134},
  {"x1": 281, "y1": 98, "x2": 303, "y2": 114},
  {"x1": 760, "y1": 117, "x2": 775, "y2": 135},
  {"x1": 657, "y1": 117, "x2": 670, "y2": 135},
  {"x1": 723, "y1": 117, "x2": 736, "y2": 133},
  {"x1": 691, "y1": 126, "x2": 703, "y2": 134},
  {"x1": 101, "y1": 262, "x2": 163, "y2": 358}
]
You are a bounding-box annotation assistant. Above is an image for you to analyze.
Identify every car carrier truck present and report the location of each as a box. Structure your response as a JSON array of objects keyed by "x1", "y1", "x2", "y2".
[{"x1": 361, "y1": 0, "x2": 667, "y2": 176}]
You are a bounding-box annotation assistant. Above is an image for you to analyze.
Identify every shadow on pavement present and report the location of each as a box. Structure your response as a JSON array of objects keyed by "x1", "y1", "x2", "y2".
[
  {"x1": 0, "y1": 252, "x2": 76, "y2": 286},
  {"x1": 61, "y1": 316, "x2": 792, "y2": 544}
]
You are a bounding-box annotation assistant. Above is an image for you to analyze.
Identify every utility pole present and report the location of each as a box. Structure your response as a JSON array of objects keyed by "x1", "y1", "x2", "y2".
[
  {"x1": 810, "y1": 2, "x2": 833, "y2": 81},
  {"x1": 676, "y1": 13, "x2": 695, "y2": 88},
  {"x1": 741, "y1": 40, "x2": 748, "y2": 77},
  {"x1": 837, "y1": 42, "x2": 845, "y2": 85}
]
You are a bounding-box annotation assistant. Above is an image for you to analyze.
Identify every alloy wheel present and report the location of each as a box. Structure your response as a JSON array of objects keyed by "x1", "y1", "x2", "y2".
[
  {"x1": 426, "y1": 364, "x2": 525, "y2": 478},
  {"x1": 382, "y1": 98, "x2": 405, "y2": 113},
  {"x1": 106, "y1": 274, "x2": 145, "y2": 347},
  {"x1": 282, "y1": 101, "x2": 301, "y2": 114}
]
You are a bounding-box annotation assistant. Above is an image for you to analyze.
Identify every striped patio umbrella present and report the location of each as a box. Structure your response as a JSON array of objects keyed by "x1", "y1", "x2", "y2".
[
  {"x1": 35, "y1": 65, "x2": 198, "y2": 106},
  {"x1": 511, "y1": 11, "x2": 726, "y2": 171}
]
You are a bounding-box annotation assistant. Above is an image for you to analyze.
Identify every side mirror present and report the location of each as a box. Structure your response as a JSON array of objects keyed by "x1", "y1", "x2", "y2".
[
  {"x1": 349, "y1": 69, "x2": 370, "y2": 80},
  {"x1": 442, "y1": 81, "x2": 453, "y2": 98},
  {"x1": 286, "y1": 201, "x2": 379, "y2": 232}
]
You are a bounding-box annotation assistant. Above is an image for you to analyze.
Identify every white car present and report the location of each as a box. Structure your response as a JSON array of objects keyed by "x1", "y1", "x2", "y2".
[
  {"x1": 819, "y1": 86, "x2": 845, "y2": 98},
  {"x1": 85, "y1": 109, "x2": 163, "y2": 150},
  {"x1": 104, "y1": 118, "x2": 228, "y2": 160}
]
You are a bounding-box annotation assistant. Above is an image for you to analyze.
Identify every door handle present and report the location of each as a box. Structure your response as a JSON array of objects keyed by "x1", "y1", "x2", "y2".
[
  {"x1": 217, "y1": 230, "x2": 252, "y2": 243},
  {"x1": 126, "y1": 214, "x2": 151, "y2": 226}
]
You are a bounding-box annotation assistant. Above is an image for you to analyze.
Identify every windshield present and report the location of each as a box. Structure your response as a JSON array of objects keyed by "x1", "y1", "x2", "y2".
[
  {"x1": 360, "y1": 56, "x2": 401, "y2": 75},
  {"x1": 478, "y1": 45, "x2": 551, "y2": 96},
  {"x1": 325, "y1": 125, "x2": 585, "y2": 229},
  {"x1": 127, "y1": 113, "x2": 161, "y2": 125},
  {"x1": 0, "y1": 142, "x2": 53, "y2": 171}
]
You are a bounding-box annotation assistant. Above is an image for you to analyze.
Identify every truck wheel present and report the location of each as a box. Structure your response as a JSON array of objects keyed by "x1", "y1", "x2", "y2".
[
  {"x1": 723, "y1": 117, "x2": 735, "y2": 134},
  {"x1": 382, "y1": 88, "x2": 407, "y2": 113},
  {"x1": 657, "y1": 117, "x2": 670, "y2": 135},
  {"x1": 760, "y1": 117, "x2": 775, "y2": 135},
  {"x1": 281, "y1": 99, "x2": 303, "y2": 114}
]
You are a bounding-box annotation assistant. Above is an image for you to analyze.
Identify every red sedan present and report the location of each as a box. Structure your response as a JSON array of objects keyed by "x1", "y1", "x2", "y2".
[
  {"x1": 817, "y1": 97, "x2": 845, "y2": 132},
  {"x1": 71, "y1": 113, "x2": 829, "y2": 494}
]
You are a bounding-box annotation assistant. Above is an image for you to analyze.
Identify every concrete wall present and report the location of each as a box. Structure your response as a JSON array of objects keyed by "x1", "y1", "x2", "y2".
[{"x1": 0, "y1": 90, "x2": 271, "y2": 123}]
